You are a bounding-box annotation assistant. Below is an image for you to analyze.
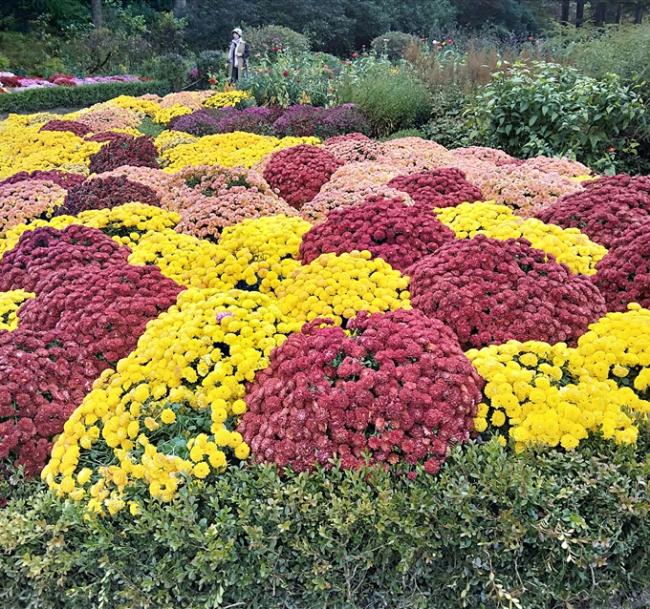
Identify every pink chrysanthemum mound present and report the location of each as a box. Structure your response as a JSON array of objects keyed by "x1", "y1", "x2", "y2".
[
  {"x1": 263, "y1": 144, "x2": 342, "y2": 209},
  {"x1": 0, "y1": 225, "x2": 129, "y2": 292},
  {"x1": 409, "y1": 235, "x2": 606, "y2": 349},
  {"x1": 536, "y1": 176, "x2": 650, "y2": 248},
  {"x1": 0, "y1": 170, "x2": 85, "y2": 190},
  {"x1": 299, "y1": 196, "x2": 455, "y2": 272},
  {"x1": 592, "y1": 220, "x2": 650, "y2": 312},
  {"x1": 39, "y1": 119, "x2": 92, "y2": 137},
  {"x1": 322, "y1": 133, "x2": 381, "y2": 163},
  {"x1": 239, "y1": 309, "x2": 483, "y2": 474},
  {"x1": 88, "y1": 135, "x2": 159, "y2": 173},
  {"x1": 55, "y1": 175, "x2": 160, "y2": 216},
  {"x1": 0, "y1": 180, "x2": 66, "y2": 233},
  {"x1": 387, "y1": 168, "x2": 483, "y2": 209}
]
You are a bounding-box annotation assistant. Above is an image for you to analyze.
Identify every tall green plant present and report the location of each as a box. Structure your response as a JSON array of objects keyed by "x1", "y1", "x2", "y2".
[{"x1": 470, "y1": 61, "x2": 646, "y2": 172}]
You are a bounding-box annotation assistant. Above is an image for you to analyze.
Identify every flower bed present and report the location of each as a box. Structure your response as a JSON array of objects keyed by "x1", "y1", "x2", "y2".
[{"x1": 0, "y1": 90, "x2": 648, "y2": 609}]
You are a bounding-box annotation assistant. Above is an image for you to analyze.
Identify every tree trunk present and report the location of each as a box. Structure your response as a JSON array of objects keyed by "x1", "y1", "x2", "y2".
[
  {"x1": 173, "y1": 0, "x2": 187, "y2": 17},
  {"x1": 635, "y1": 3, "x2": 644, "y2": 23},
  {"x1": 615, "y1": 2, "x2": 622, "y2": 23},
  {"x1": 91, "y1": 0, "x2": 103, "y2": 28},
  {"x1": 594, "y1": 1, "x2": 607, "y2": 25},
  {"x1": 560, "y1": 0, "x2": 570, "y2": 23},
  {"x1": 575, "y1": 0, "x2": 585, "y2": 26}
]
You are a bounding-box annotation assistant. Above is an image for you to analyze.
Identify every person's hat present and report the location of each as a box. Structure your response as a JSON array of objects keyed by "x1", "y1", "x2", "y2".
[{"x1": 232, "y1": 27, "x2": 243, "y2": 36}]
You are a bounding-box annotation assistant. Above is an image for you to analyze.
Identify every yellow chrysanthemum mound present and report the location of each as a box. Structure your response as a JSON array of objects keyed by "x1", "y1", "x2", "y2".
[
  {"x1": 105, "y1": 95, "x2": 161, "y2": 117},
  {"x1": 75, "y1": 203, "x2": 181, "y2": 249},
  {"x1": 203, "y1": 90, "x2": 252, "y2": 109},
  {"x1": 276, "y1": 250, "x2": 411, "y2": 326},
  {"x1": 154, "y1": 130, "x2": 198, "y2": 154},
  {"x1": 152, "y1": 104, "x2": 193, "y2": 125},
  {"x1": 160, "y1": 132, "x2": 320, "y2": 172},
  {"x1": 0, "y1": 289, "x2": 35, "y2": 331},
  {"x1": 0, "y1": 124, "x2": 101, "y2": 179},
  {"x1": 42, "y1": 289, "x2": 299, "y2": 516},
  {"x1": 128, "y1": 228, "x2": 223, "y2": 288},
  {"x1": 569, "y1": 304, "x2": 650, "y2": 414},
  {"x1": 467, "y1": 340, "x2": 642, "y2": 452},
  {"x1": 435, "y1": 201, "x2": 607, "y2": 275},
  {"x1": 210, "y1": 215, "x2": 312, "y2": 296}
]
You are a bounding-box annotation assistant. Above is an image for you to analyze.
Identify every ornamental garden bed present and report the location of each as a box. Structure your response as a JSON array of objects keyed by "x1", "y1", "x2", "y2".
[{"x1": 0, "y1": 89, "x2": 648, "y2": 609}]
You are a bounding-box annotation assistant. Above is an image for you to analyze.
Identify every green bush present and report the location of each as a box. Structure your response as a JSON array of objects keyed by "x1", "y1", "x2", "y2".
[
  {"x1": 370, "y1": 31, "x2": 422, "y2": 60},
  {"x1": 469, "y1": 61, "x2": 646, "y2": 173},
  {"x1": 422, "y1": 88, "x2": 479, "y2": 148},
  {"x1": 245, "y1": 25, "x2": 311, "y2": 60},
  {"x1": 343, "y1": 65, "x2": 432, "y2": 137},
  {"x1": 1, "y1": 440, "x2": 648, "y2": 609},
  {"x1": 196, "y1": 49, "x2": 225, "y2": 84},
  {"x1": 142, "y1": 52, "x2": 193, "y2": 92},
  {"x1": 0, "y1": 80, "x2": 170, "y2": 114}
]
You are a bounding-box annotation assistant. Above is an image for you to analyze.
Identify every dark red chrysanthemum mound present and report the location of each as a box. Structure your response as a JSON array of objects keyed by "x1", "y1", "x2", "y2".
[
  {"x1": 0, "y1": 329, "x2": 94, "y2": 476},
  {"x1": 388, "y1": 168, "x2": 483, "y2": 209},
  {"x1": 0, "y1": 225, "x2": 129, "y2": 292},
  {"x1": 18, "y1": 264, "x2": 182, "y2": 365},
  {"x1": 239, "y1": 309, "x2": 483, "y2": 474},
  {"x1": 591, "y1": 219, "x2": 650, "y2": 312},
  {"x1": 0, "y1": 232, "x2": 182, "y2": 477},
  {"x1": 0, "y1": 170, "x2": 85, "y2": 190},
  {"x1": 54, "y1": 175, "x2": 160, "y2": 216},
  {"x1": 536, "y1": 176, "x2": 650, "y2": 248},
  {"x1": 299, "y1": 196, "x2": 455, "y2": 272},
  {"x1": 85, "y1": 131, "x2": 133, "y2": 143},
  {"x1": 39, "y1": 120, "x2": 93, "y2": 137},
  {"x1": 263, "y1": 144, "x2": 342, "y2": 209},
  {"x1": 409, "y1": 235, "x2": 606, "y2": 349},
  {"x1": 88, "y1": 135, "x2": 159, "y2": 174}
]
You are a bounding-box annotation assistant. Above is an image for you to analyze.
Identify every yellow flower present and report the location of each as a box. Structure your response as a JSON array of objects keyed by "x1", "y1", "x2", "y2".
[
  {"x1": 192, "y1": 462, "x2": 211, "y2": 479},
  {"x1": 160, "y1": 408, "x2": 177, "y2": 425}
]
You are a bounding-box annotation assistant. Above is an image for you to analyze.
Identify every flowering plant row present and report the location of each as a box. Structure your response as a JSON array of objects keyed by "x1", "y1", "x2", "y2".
[{"x1": 0, "y1": 93, "x2": 648, "y2": 517}]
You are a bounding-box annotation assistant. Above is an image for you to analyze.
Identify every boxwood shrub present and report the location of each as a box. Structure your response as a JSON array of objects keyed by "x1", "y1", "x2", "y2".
[
  {"x1": 1, "y1": 439, "x2": 648, "y2": 609},
  {"x1": 0, "y1": 80, "x2": 171, "y2": 114}
]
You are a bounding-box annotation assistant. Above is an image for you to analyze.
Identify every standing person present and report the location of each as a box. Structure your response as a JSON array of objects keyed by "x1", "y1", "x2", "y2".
[{"x1": 227, "y1": 27, "x2": 247, "y2": 83}]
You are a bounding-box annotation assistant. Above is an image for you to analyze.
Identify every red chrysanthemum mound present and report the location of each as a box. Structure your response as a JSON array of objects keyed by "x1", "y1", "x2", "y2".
[
  {"x1": 55, "y1": 175, "x2": 160, "y2": 216},
  {"x1": 409, "y1": 235, "x2": 606, "y2": 349},
  {"x1": 387, "y1": 168, "x2": 483, "y2": 209},
  {"x1": 239, "y1": 309, "x2": 482, "y2": 473},
  {"x1": 88, "y1": 135, "x2": 159, "y2": 174},
  {"x1": 85, "y1": 131, "x2": 132, "y2": 143},
  {"x1": 39, "y1": 119, "x2": 92, "y2": 137},
  {"x1": 0, "y1": 225, "x2": 129, "y2": 292},
  {"x1": 0, "y1": 260, "x2": 181, "y2": 477},
  {"x1": 592, "y1": 220, "x2": 650, "y2": 312},
  {"x1": 536, "y1": 175, "x2": 650, "y2": 248},
  {"x1": 263, "y1": 144, "x2": 342, "y2": 209},
  {"x1": 18, "y1": 264, "x2": 182, "y2": 364},
  {"x1": 299, "y1": 196, "x2": 455, "y2": 272},
  {"x1": 0, "y1": 170, "x2": 85, "y2": 190}
]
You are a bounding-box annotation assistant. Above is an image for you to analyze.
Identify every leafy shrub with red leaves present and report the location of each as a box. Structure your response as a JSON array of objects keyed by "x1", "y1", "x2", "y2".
[
  {"x1": 0, "y1": 170, "x2": 85, "y2": 190},
  {"x1": 263, "y1": 145, "x2": 342, "y2": 209},
  {"x1": 54, "y1": 175, "x2": 160, "y2": 216},
  {"x1": 409, "y1": 235, "x2": 606, "y2": 349},
  {"x1": 536, "y1": 175, "x2": 650, "y2": 248},
  {"x1": 388, "y1": 168, "x2": 483, "y2": 209},
  {"x1": 0, "y1": 225, "x2": 129, "y2": 292},
  {"x1": 88, "y1": 135, "x2": 159, "y2": 174},
  {"x1": 592, "y1": 220, "x2": 650, "y2": 312},
  {"x1": 239, "y1": 309, "x2": 482, "y2": 474},
  {"x1": 39, "y1": 120, "x2": 92, "y2": 137},
  {"x1": 299, "y1": 196, "x2": 455, "y2": 272}
]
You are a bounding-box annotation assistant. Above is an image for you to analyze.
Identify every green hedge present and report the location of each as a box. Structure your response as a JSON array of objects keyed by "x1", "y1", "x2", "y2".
[
  {"x1": 0, "y1": 80, "x2": 171, "y2": 114},
  {"x1": 1, "y1": 440, "x2": 648, "y2": 609}
]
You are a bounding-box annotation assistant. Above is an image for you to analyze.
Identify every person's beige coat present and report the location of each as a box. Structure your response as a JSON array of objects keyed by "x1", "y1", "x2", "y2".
[{"x1": 228, "y1": 38, "x2": 246, "y2": 76}]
